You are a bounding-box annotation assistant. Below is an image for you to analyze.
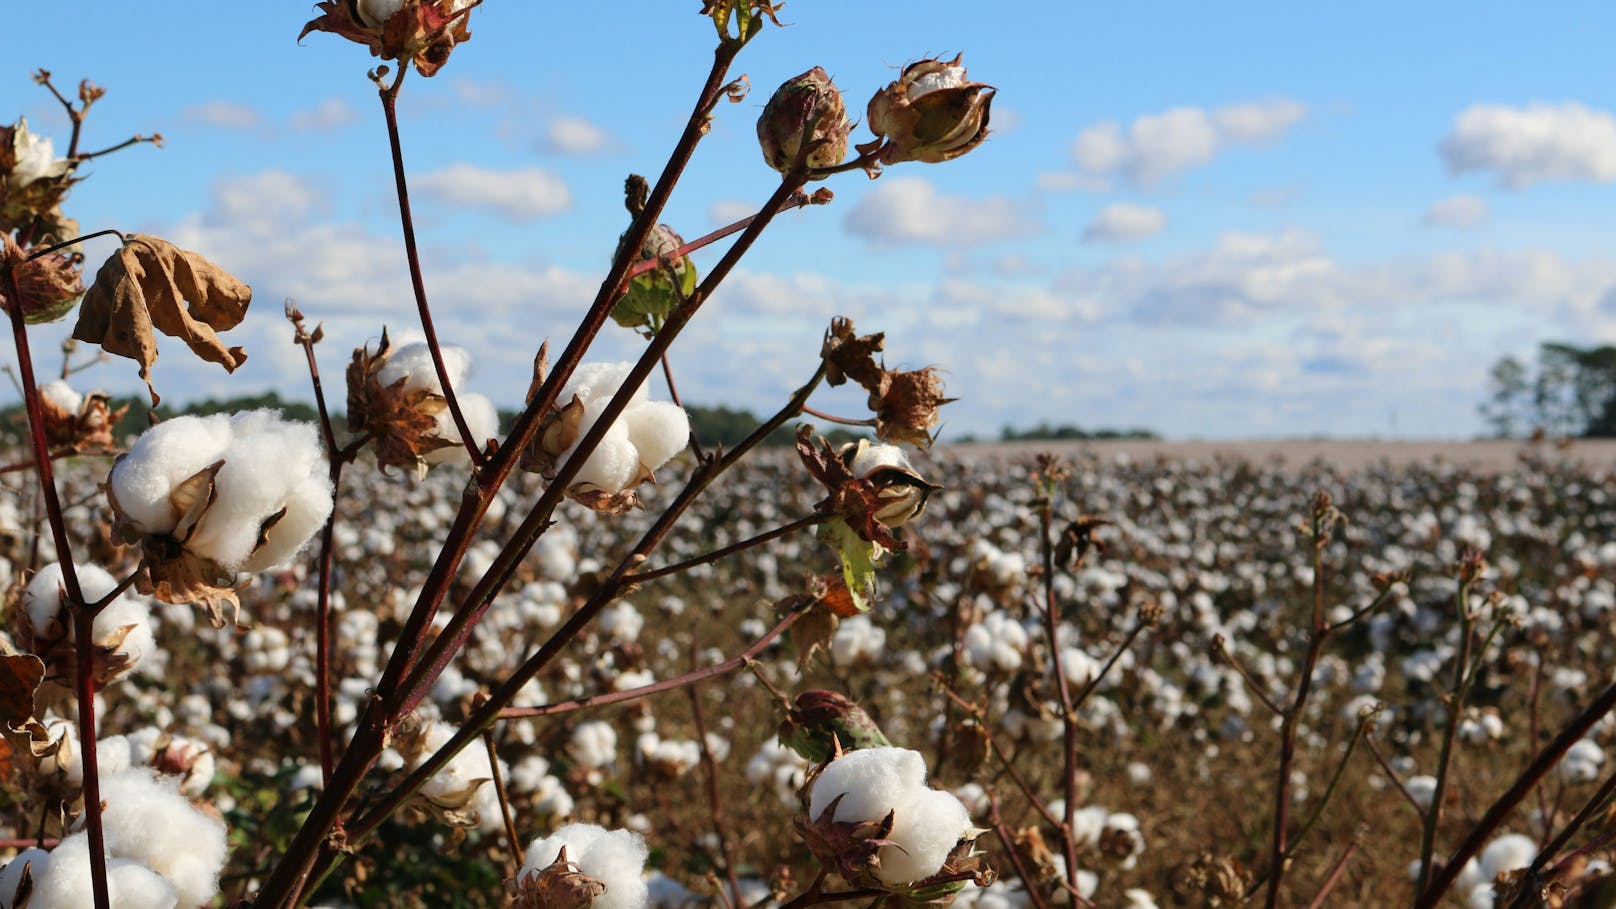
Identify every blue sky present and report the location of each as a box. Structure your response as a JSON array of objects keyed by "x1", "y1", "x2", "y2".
[{"x1": 10, "y1": 2, "x2": 1616, "y2": 439}]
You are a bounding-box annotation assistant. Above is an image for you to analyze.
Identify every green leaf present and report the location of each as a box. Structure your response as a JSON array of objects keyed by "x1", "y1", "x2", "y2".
[{"x1": 818, "y1": 516, "x2": 884, "y2": 613}]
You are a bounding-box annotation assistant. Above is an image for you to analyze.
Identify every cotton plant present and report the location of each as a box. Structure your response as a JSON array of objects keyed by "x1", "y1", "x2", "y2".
[
  {"x1": 524, "y1": 361, "x2": 690, "y2": 510},
  {"x1": 107, "y1": 410, "x2": 334, "y2": 624},
  {"x1": 802, "y1": 746, "x2": 985, "y2": 895}
]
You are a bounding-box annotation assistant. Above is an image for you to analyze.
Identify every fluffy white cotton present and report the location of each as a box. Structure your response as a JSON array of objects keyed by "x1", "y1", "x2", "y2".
[
  {"x1": 556, "y1": 362, "x2": 689, "y2": 493},
  {"x1": 846, "y1": 442, "x2": 914, "y2": 478},
  {"x1": 0, "y1": 847, "x2": 49, "y2": 908},
  {"x1": 28, "y1": 835, "x2": 178, "y2": 909},
  {"x1": 963, "y1": 611, "x2": 1028, "y2": 673},
  {"x1": 38, "y1": 380, "x2": 81, "y2": 414},
  {"x1": 1479, "y1": 833, "x2": 1537, "y2": 882},
  {"x1": 411, "y1": 721, "x2": 497, "y2": 818},
  {"x1": 830, "y1": 614, "x2": 886, "y2": 666},
  {"x1": 9, "y1": 119, "x2": 69, "y2": 187},
  {"x1": 25, "y1": 563, "x2": 156, "y2": 682},
  {"x1": 571, "y1": 720, "x2": 618, "y2": 769},
  {"x1": 89, "y1": 767, "x2": 229, "y2": 908},
  {"x1": 109, "y1": 411, "x2": 333, "y2": 573},
  {"x1": 810, "y1": 746, "x2": 928, "y2": 823},
  {"x1": 1560, "y1": 739, "x2": 1605, "y2": 783},
  {"x1": 1406, "y1": 775, "x2": 1438, "y2": 813},
  {"x1": 374, "y1": 340, "x2": 499, "y2": 464},
  {"x1": 881, "y1": 786, "x2": 972, "y2": 885},
  {"x1": 746, "y1": 739, "x2": 810, "y2": 807},
  {"x1": 521, "y1": 824, "x2": 649, "y2": 909}
]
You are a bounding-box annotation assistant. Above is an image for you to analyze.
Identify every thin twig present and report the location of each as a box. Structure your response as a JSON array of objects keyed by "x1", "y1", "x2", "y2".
[{"x1": 625, "y1": 513, "x2": 827, "y2": 584}]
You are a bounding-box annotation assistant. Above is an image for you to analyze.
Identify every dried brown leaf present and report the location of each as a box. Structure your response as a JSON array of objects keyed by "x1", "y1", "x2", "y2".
[{"x1": 72, "y1": 234, "x2": 250, "y2": 400}]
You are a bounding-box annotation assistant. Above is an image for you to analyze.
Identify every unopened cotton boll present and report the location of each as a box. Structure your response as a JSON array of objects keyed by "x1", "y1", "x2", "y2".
[{"x1": 520, "y1": 823, "x2": 650, "y2": 909}]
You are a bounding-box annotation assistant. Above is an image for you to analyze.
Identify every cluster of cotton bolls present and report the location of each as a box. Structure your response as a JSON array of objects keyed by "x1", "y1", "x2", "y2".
[{"x1": 551, "y1": 362, "x2": 691, "y2": 495}]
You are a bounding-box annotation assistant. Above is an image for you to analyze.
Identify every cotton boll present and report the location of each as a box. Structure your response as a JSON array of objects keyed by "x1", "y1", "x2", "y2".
[
  {"x1": 108, "y1": 414, "x2": 235, "y2": 534},
  {"x1": 0, "y1": 847, "x2": 49, "y2": 908},
  {"x1": 1559, "y1": 739, "x2": 1605, "y2": 784},
  {"x1": 1479, "y1": 833, "x2": 1537, "y2": 882},
  {"x1": 375, "y1": 341, "x2": 470, "y2": 393},
  {"x1": 38, "y1": 380, "x2": 82, "y2": 414},
  {"x1": 562, "y1": 362, "x2": 646, "y2": 408},
  {"x1": 878, "y1": 786, "x2": 971, "y2": 885},
  {"x1": 91, "y1": 767, "x2": 228, "y2": 909},
  {"x1": 520, "y1": 824, "x2": 649, "y2": 909},
  {"x1": 241, "y1": 473, "x2": 335, "y2": 572},
  {"x1": 26, "y1": 561, "x2": 121, "y2": 639},
  {"x1": 185, "y1": 412, "x2": 328, "y2": 570},
  {"x1": 571, "y1": 720, "x2": 618, "y2": 769},
  {"x1": 570, "y1": 411, "x2": 641, "y2": 493},
  {"x1": 28, "y1": 835, "x2": 178, "y2": 909},
  {"x1": 1406, "y1": 775, "x2": 1438, "y2": 813},
  {"x1": 808, "y1": 746, "x2": 928, "y2": 824},
  {"x1": 412, "y1": 721, "x2": 495, "y2": 813},
  {"x1": 623, "y1": 401, "x2": 689, "y2": 473}
]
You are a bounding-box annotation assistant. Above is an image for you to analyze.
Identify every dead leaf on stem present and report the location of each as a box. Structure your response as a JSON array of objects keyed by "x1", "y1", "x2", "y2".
[{"x1": 72, "y1": 233, "x2": 250, "y2": 405}]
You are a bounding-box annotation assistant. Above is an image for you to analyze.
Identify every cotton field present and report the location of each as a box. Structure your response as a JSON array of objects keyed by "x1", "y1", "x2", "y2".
[{"x1": 0, "y1": 434, "x2": 1610, "y2": 907}]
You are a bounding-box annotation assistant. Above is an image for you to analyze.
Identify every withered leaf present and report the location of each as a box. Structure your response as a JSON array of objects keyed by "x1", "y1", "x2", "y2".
[
  {"x1": 821, "y1": 317, "x2": 885, "y2": 388},
  {"x1": 0, "y1": 654, "x2": 45, "y2": 728},
  {"x1": 72, "y1": 234, "x2": 251, "y2": 402}
]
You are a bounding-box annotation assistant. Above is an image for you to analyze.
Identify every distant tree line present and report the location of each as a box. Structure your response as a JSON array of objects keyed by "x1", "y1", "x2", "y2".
[{"x1": 1482, "y1": 342, "x2": 1616, "y2": 438}]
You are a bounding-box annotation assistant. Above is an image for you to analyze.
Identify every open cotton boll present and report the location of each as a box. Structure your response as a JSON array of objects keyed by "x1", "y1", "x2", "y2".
[
  {"x1": 623, "y1": 401, "x2": 690, "y2": 474},
  {"x1": 108, "y1": 414, "x2": 235, "y2": 534},
  {"x1": 375, "y1": 340, "x2": 471, "y2": 393},
  {"x1": 182, "y1": 412, "x2": 329, "y2": 570},
  {"x1": 29, "y1": 834, "x2": 179, "y2": 909},
  {"x1": 0, "y1": 847, "x2": 49, "y2": 908},
  {"x1": 1479, "y1": 833, "x2": 1537, "y2": 882},
  {"x1": 568, "y1": 400, "x2": 640, "y2": 492},
  {"x1": 25, "y1": 561, "x2": 121, "y2": 638},
  {"x1": 878, "y1": 786, "x2": 971, "y2": 885},
  {"x1": 562, "y1": 362, "x2": 647, "y2": 408},
  {"x1": 809, "y1": 746, "x2": 928, "y2": 823},
  {"x1": 521, "y1": 823, "x2": 649, "y2": 909},
  {"x1": 90, "y1": 767, "x2": 228, "y2": 909},
  {"x1": 422, "y1": 391, "x2": 500, "y2": 466},
  {"x1": 412, "y1": 720, "x2": 495, "y2": 812},
  {"x1": 38, "y1": 379, "x2": 81, "y2": 414}
]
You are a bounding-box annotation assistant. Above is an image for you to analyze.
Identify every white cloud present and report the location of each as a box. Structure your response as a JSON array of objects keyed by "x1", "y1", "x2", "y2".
[
  {"x1": 844, "y1": 177, "x2": 1039, "y2": 247},
  {"x1": 182, "y1": 101, "x2": 262, "y2": 131},
  {"x1": 544, "y1": 115, "x2": 610, "y2": 154},
  {"x1": 1441, "y1": 102, "x2": 1616, "y2": 188},
  {"x1": 290, "y1": 97, "x2": 358, "y2": 132},
  {"x1": 1070, "y1": 100, "x2": 1307, "y2": 187},
  {"x1": 203, "y1": 171, "x2": 328, "y2": 232},
  {"x1": 1082, "y1": 203, "x2": 1168, "y2": 243},
  {"x1": 708, "y1": 199, "x2": 755, "y2": 226},
  {"x1": 414, "y1": 164, "x2": 571, "y2": 221},
  {"x1": 1423, "y1": 194, "x2": 1489, "y2": 229}
]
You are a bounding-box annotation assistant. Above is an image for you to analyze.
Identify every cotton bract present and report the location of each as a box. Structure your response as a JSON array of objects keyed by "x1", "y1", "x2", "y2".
[{"x1": 374, "y1": 340, "x2": 499, "y2": 465}]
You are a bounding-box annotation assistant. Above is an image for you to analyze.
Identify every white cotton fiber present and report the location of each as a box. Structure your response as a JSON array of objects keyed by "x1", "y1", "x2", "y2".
[
  {"x1": 554, "y1": 363, "x2": 687, "y2": 494},
  {"x1": 623, "y1": 401, "x2": 690, "y2": 475},
  {"x1": 109, "y1": 414, "x2": 235, "y2": 533},
  {"x1": 183, "y1": 411, "x2": 326, "y2": 570},
  {"x1": 879, "y1": 786, "x2": 970, "y2": 885},
  {"x1": 412, "y1": 721, "x2": 494, "y2": 812},
  {"x1": 521, "y1": 823, "x2": 649, "y2": 909},
  {"x1": 112, "y1": 411, "x2": 333, "y2": 573},
  {"x1": 90, "y1": 767, "x2": 228, "y2": 909},
  {"x1": 26, "y1": 562, "x2": 120, "y2": 638},
  {"x1": 1479, "y1": 833, "x2": 1537, "y2": 882},
  {"x1": 0, "y1": 847, "x2": 49, "y2": 908},
  {"x1": 28, "y1": 834, "x2": 178, "y2": 909},
  {"x1": 809, "y1": 746, "x2": 928, "y2": 824},
  {"x1": 376, "y1": 341, "x2": 469, "y2": 392},
  {"x1": 38, "y1": 380, "x2": 81, "y2": 414},
  {"x1": 25, "y1": 563, "x2": 155, "y2": 681},
  {"x1": 571, "y1": 720, "x2": 618, "y2": 769}
]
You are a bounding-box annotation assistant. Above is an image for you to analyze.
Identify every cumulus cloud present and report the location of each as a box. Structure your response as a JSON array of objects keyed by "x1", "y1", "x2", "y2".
[
  {"x1": 290, "y1": 97, "x2": 358, "y2": 132},
  {"x1": 543, "y1": 115, "x2": 610, "y2": 154},
  {"x1": 1423, "y1": 194, "x2": 1489, "y2": 229},
  {"x1": 844, "y1": 177, "x2": 1039, "y2": 247},
  {"x1": 414, "y1": 164, "x2": 571, "y2": 220},
  {"x1": 1441, "y1": 102, "x2": 1616, "y2": 188},
  {"x1": 1065, "y1": 100, "x2": 1307, "y2": 188},
  {"x1": 1082, "y1": 203, "x2": 1168, "y2": 243},
  {"x1": 709, "y1": 199, "x2": 755, "y2": 226},
  {"x1": 182, "y1": 101, "x2": 263, "y2": 131}
]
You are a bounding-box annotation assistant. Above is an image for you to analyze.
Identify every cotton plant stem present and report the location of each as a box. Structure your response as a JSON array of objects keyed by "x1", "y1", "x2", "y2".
[
  {"x1": 687, "y1": 683, "x2": 744, "y2": 909},
  {"x1": 624, "y1": 513, "x2": 827, "y2": 584},
  {"x1": 376, "y1": 68, "x2": 481, "y2": 464},
  {"x1": 1414, "y1": 678, "x2": 1616, "y2": 908},
  {"x1": 352, "y1": 357, "x2": 825, "y2": 841},
  {"x1": 253, "y1": 44, "x2": 756, "y2": 909},
  {"x1": 481, "y1": 727, "x2": 524, "y2": 875},
  {"x1": 1033, "y1": 472, "x2": 1081, "y2": 902},
  {"x1": 1304, "y1": 840, "x2": 1359, "y2": 909},
  {"x1": 1414, "y1": 572, "x2": 1479, "y2": 901},
  {"x1": 3, "y1": 266, "x2": 109, "y2": 909},
  {"x1": 1504, "y1": 765, "x2": 1616, "y2": 909},
  {"x1": 497, "y1": 601, "x2": 806, "y2": 719}
]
